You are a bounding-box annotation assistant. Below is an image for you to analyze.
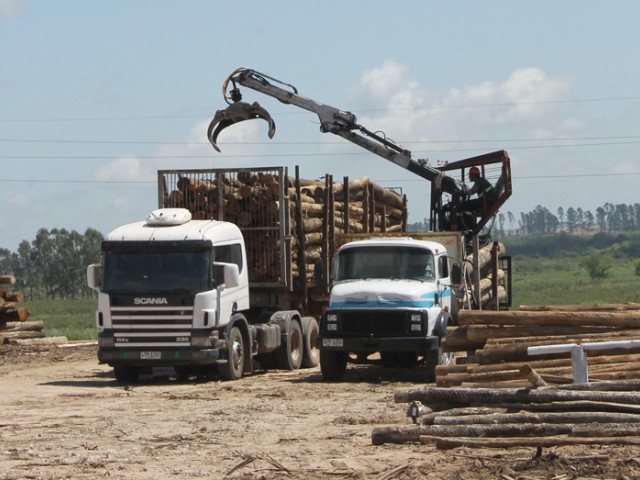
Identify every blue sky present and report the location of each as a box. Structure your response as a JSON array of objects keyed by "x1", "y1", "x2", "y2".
[{"x1": 1, "y1": 1, "x2": 639, "y2": 251}]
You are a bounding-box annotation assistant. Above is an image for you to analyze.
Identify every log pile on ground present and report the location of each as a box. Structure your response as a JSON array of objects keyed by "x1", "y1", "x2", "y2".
[
  {"x1": 160, "y1": 169, "x2": 407, "y2": 284},
  {"x1": 372, "y1": 382, "x2": 640, "y2": 448},
  {"x1": 0, "y1": 275, "x2": 43, "y2": 345},
  {"x1": 374, "y1": 303, "x2": 640, "y2": 449},
  {"x1": 440, "y1": 303, "x2": 640, "y2": 387}
]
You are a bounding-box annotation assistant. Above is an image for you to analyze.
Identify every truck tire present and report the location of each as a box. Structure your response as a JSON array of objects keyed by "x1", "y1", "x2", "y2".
[
  {"x1": 425, "y1": 347, "x2": 452, "y2": 383},
  {"x1": 218, "y1": 326, "x2": 245, "y2": 381},
  {"x1": 274, "y1": 320, "x2": 303, "y2": 370},
  {"x1": 301, "y1": 317, "x2": 319, "y2": 368},
  {"x1": 320, "y1": 350, "x2": 348, "y2": 382},
  {"x1": 114, "y1": 366, "x2": 139, "y2": 383}
]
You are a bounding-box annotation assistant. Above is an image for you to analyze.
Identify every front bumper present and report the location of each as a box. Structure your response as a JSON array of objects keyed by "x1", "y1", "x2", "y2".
[
  {"x1": 98, "y1": 347, "x2": 220, "y2": 367},
  {"x1": 316, "y1": 334, "x2": 439, "y2": 353}
]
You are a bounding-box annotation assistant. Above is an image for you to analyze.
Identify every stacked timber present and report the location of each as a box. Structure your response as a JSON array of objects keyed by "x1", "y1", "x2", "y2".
[
  {"x1": 440, "y1": 303, "x2": 640, "y2": 387},
  {"x1": 160, "y1": 169, "x2": 407, "y2": 284},
  {"x1": 464, "y1": 240, "x2": 508, "y2": 309},
  {"x1": 376, "y1": 303, "x2": 640, "y2": 449},
  {"x1": 373, "y1": 382, "x2": 640, "y2": 448},
  {"x1": 0, "y1": 275, "x2": 38, "y2": 344}
]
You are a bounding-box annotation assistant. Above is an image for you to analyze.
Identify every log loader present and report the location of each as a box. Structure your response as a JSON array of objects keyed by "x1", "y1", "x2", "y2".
[
  {"x1": 207, "y1": 67, "x2": 512, "y2": 236},
  {"x1": 205, "y1": 68, "x2": 514, "y2": 381}
]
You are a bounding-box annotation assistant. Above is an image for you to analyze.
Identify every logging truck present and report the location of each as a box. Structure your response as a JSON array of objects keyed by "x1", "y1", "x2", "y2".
[
  {"x1": 317, "y1": 233, "x2": 510, "y2": 381},
  {"x1": 87, "y1": 166, "x2": 408, "y2": 382}
]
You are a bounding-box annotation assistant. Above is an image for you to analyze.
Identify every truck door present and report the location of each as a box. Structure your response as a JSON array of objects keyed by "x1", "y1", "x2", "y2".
[
  {"x1": 436, "y1": 254, "x2": 452, "y2": 312},
  {"x1": 212, "y1": 243, "x2": 248, "y2": 326}
]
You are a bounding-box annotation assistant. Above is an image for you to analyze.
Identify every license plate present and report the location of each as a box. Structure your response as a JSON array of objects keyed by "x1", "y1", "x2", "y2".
[
  {"x1": 140, "y1": 351, "x2": 161, "y2": 360},
  {"x1": 322, "y1": 338, "x2": 344, "y2": 347}
]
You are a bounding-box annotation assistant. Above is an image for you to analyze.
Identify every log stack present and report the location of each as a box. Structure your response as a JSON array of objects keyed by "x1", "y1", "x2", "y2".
[
  {"x1": 373, "y1": 382, "x2": 640, "y2": 448},
  {"x1": 439, "y1": 303, "x2": 640, "y2": 388},
  {"x1": 160, "y1": 168, "x2": 407, "y2": 285},
  {"x1": 0, "y1": 275, "x2": 36, "y2": 344},
  {"x1": 374, "y1": 303, "x2": 640, "y2": 449},
  {"x1": 463, "y1": 240, "x2": 508, "y2": 309}
]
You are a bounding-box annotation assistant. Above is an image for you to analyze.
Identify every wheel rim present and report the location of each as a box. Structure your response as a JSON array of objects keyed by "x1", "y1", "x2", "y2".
[
  {"x1": 291, "y1": 327, "x2": 302, "y2": 365},
  {"x1": 230, "y1": 337, "x2": 244, "y2": 373}
]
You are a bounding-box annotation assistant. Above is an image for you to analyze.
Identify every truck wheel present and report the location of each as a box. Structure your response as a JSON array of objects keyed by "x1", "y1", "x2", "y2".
[
  {"x1": 425, "y1": 347, "x2": 452, "y2": 383},
  {"x1": 274, "y1": 320, "x2": 303, "y2": 370},
  {"x1": 301, "y1": 317, "x2": 320, "y2": 368},
  {"x1": 114, "y1": 366, "x2": 139, "y2": 383},
  {"x1": 320, "y1": 350, "x2": 347, "y2": 382},
  {"x1": 218, "y1": 326, "x2": 244, "y2": 381}
]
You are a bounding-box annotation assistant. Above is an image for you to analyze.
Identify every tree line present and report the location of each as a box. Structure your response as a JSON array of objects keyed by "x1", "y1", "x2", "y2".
[
  {"x1": 0, "y1": 228, "x2": 103, "y2": 300},
  {"x1": 408, "y1": 203, "x2": 640, "y2": 237},
  {"x1": 501, "y1": 202, "x2": 640, "y2": 237}
]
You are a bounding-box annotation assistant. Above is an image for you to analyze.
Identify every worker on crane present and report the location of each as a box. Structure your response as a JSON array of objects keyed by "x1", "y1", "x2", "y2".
[{"x1": 464, "y1": 166, "x2": 497, "y2": 218}]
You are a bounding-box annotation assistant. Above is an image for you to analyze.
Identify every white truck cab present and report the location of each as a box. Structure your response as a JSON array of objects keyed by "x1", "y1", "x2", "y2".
[{"x1": 317, "y1": 233, "x2": 464, "y2": 381}]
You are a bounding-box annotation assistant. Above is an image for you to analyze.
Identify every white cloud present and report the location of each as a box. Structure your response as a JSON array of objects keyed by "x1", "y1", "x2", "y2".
[
  {"x1": 344, "y1": 62, "x2": 575, "y2": 153},
  {"x1": 0, "y1": 0, "x2": 24, "y2": 16},
  {"x1": 8, "y1": 192, "x2": 29, "y2": 207},
  {"x1": 91, "y1": 155, "x2": 149, "y2": 182}
]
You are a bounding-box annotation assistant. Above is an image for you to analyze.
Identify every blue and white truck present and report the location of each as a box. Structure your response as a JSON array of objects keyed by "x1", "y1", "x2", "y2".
[{"x1": 317, "y1": 232, "x2": 465, "y2": 381}]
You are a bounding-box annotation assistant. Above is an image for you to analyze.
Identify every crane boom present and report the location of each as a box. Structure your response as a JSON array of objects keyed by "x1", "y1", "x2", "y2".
[{"x1": 208, "y1": 68, "x2": 511, "y2": 234}]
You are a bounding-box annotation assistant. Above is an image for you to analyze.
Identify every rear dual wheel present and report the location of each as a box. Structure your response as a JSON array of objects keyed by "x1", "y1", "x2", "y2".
[{"x1": 275, "y1": 320, "x2": 303, "y2": 370}]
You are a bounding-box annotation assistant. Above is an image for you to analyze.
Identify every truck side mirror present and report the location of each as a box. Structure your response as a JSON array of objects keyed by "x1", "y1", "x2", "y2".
[
  {"x1": 213, "y1": 262, "x2": 240, "y2": 289},
  {"x1": 87, "y1": 264, "x2": 102, "y2": 290},
  {"x1": 451, "y1": 263, "x2": 462, "y2": 284}
]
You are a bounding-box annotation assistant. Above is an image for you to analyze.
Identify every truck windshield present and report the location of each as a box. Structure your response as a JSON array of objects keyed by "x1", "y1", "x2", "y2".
[
  {"x1": 102, "y1": 250, "x2": 211, "y2": 293},
  {"x1": 334, "y1": 246, "x2": 435, "y2": 281}
]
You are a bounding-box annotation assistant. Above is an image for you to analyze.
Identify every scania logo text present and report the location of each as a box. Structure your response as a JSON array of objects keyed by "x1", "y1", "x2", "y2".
[{"x1": 134, "y1": 297, "x2": 169, "y2": 305}]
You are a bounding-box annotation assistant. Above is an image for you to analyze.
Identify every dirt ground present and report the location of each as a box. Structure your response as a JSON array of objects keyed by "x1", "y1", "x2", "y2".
[{"x1": 2, "y1": 344, "x2": 640, "y2": 480}]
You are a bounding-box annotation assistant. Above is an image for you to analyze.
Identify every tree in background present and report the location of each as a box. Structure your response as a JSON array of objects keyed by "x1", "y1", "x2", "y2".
[
  {"x1": 580, "y1": 251, "x2": 615, "y2": 280},
  {"x1": 0, "y1": 228, "x2": 102, "y2": 300}
]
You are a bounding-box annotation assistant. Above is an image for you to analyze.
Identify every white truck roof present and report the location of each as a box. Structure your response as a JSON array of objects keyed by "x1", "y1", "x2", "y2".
[
  {"x1": 105, "y1": 208, "x2": 244, "y2": 244},
  {"x1": 338, "y1": 233, "x2": 464, "y2": 261},
  {"x1": 340, "y1": 236, "x2": 446, "y2": 254}
]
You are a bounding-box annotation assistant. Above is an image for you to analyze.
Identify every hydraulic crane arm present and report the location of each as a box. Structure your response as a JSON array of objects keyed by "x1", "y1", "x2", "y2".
[
  {"x1": 207, "y1": 68, "x2": 461, "y2": 196},
  {"x1": 208, "y1": 68, "x2": 511, "y2": 234}
]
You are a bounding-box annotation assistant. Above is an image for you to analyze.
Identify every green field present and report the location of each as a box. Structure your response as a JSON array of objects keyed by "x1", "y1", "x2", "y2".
[
  {"x1": 23, "y1": 297, "x2": 98, "y2": 341},
  {"x1": 18, "y1": 232, "x2": 640, "y2": 340},
  {"x1": 511, "y1": 255, "x2": 640, "y2": 307}
]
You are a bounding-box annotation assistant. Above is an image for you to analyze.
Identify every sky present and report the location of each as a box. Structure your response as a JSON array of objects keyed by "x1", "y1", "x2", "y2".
[{"x1": 1, "y1": 0, "x2": 639, "y2": 252}]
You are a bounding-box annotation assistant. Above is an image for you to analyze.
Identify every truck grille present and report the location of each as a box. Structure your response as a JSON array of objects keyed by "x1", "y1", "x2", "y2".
[
  {"x1": 111, "y1": 306, "x2": 194, "y2": 347},
  {"x1": 339, "y1": 310, "x2": 411, "y2": 337}
]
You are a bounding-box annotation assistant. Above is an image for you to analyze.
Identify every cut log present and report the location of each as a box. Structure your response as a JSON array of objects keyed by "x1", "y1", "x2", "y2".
[
  {"x1": 520, "y1": 364, "x2": 548, "y2": 387},
  {"x1": 0, "y1": 330, "x2": 44, "y2": 340},
  {"x1": 467, "y1": 324, "x2": 616, "y2": 343},
  {"x1": 0, "y1": 321, "x2": 44, "y2": 332},
  {"x1": 429, "y1": 410, "x2": 640, "y2": 426},
  {"x1": 8, "y1": 336, "x2": 69, "y2": 346},
  {"x1": 519, "y1": 303, "x2": 640, "y2": 312},
  {"x1": 373, "y1": 422, "x2": 640, "y2": 445},
  {"x1": 394, "y1": 386, "x2": 640, "y2": 406},
  {"x1": 432, "y1": 435, "x2": 640, "y2": 449},
  {"x1": 458, "y1": 309, "x2": 640, "y2": 328},
  {"x1": 0, "y1": 307, "x2": 30, "y2": 322},
  {"x1": 0, "y1": 275, "x2": 16, "y2": 285}
]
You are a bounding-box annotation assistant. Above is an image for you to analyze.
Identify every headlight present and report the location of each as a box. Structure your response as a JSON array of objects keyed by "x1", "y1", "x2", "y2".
[
  {"x1": 99, "y1": 336, "x2": 115, "y2": 347},
  {"x1": 327, "y1": 313, "x2": 338, "y2": 323},
  {"x1": 411, "y1": 313, "x2": 422, "y2": 323},
  {"x1": 191, "y1": 336, "x2": 212, "y2": 348}
]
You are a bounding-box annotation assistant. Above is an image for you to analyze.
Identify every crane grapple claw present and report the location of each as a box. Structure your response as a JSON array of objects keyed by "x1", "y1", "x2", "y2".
[{"x1": 207, "y1": 101, "x2": 276, "y2": 152}]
